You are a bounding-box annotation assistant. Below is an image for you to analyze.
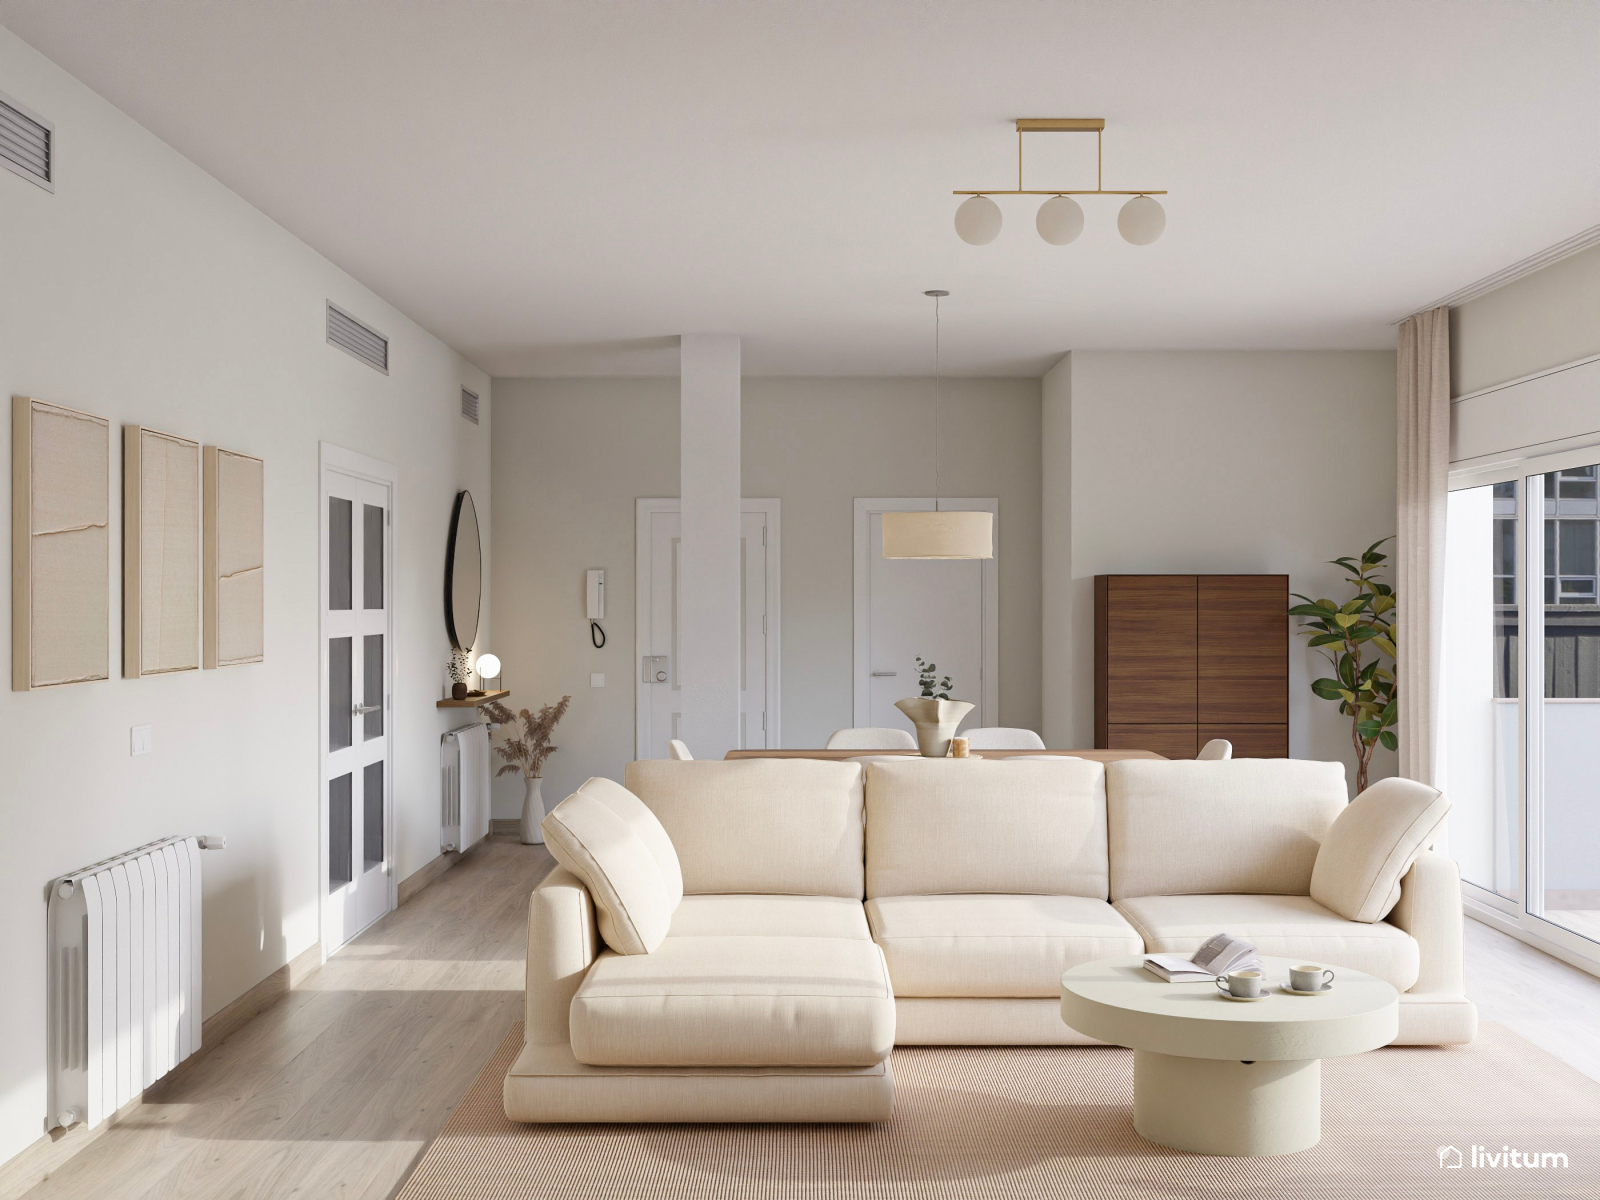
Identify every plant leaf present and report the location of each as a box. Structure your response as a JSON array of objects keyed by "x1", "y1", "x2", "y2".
[{"x1": 1379, "y1": 730, "x2": 1398, "y2": 751}]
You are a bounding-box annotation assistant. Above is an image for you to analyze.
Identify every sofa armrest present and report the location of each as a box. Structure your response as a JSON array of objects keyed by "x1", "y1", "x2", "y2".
[
  {"x1": 525, "y1": 866, "x2": 599, "y2": 1044},
  {"x1": 1386, "y1": 850, "x2": 1464, "y2": 996}
]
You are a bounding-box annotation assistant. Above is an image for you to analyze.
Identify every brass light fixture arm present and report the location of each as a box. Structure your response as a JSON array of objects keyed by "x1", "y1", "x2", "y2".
[{"x1": 958, "y1": 118, "x2": 1166, "y2": 197}]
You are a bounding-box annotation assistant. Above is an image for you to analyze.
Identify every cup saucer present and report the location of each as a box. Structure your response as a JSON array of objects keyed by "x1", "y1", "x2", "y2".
[
  {"x1": 1217, "y1": 990, "x2": 1270, "y2": 1002},
  {"x1": 1280, "y1": 983, "x2": 1333, "y2": 996}
]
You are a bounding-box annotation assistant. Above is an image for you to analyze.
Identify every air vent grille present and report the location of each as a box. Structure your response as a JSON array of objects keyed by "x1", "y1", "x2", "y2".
[
  {"x1": 326, "y1": 303, "x2": 388, "y2": 374},
  {"x1": 1, "y1": 92, "x2": 53, "y2": 192},
  {"x1": 460, "y1": 388, "x2": 480, "y2": 424}
]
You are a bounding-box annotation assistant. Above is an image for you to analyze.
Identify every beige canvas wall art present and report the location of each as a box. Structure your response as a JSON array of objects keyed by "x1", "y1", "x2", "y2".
[
  {"x1": 11, "y1": 396, "x2": 112, "y2": 690},
  {"x1": 124, "y1": 426, "x2": 201, "y2": 677},
  {"x1": 204, "y1": 446, "x2": 264, "y2": 667}
]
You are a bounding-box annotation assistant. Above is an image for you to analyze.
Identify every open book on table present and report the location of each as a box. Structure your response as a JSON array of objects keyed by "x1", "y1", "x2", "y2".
[{"x1": 1143, "y1": 933, "x2": 1263, "y2": 982}]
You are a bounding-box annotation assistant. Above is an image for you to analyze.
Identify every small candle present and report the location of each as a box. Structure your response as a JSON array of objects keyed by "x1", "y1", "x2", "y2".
[{"x1": 950, "y1": 737, "x2": 970, "y2": 758}]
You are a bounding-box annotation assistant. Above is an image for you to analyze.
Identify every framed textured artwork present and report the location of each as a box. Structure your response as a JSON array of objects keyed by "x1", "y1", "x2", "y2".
[
  {"x1": 123, "y1": 425, "x2": 201, "y2": 677},
  {"x1": 203, "y1": 446, "x2": 264, "y2": 668},
  {"x1": 11, "y1": 396, "x2": 111, "y2": 690}
]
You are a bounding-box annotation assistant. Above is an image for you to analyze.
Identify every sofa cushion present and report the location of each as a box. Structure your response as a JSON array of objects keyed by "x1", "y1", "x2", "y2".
[
  {"x1": 1106, "y1": 759, "x2": 1348, "y2": 900},
  {"x1": 569, "y1": 936, "x2": 895, "y2": 1067},
  {"x1": 668, "y1": 894, "x2": 872, "y2": 941},
  {"x1": 865, "y1": 759, "x2": 1109, "y2": 898},
  {"x1": 624, "y1": 760, "x2": 865, "y2": 898},
  {"x1": 1311, "y1": 777, "x2": 1450, "y2": 923},
  {"x1": 866, "y1": 894, "x2": 1142, "y2": 997},
  {"x1": 1114, "y1": 893, "x2": 1420, "y2": 991},
  {"x1": 542, "y1": 777, "x2": 682, "y2": 955}
]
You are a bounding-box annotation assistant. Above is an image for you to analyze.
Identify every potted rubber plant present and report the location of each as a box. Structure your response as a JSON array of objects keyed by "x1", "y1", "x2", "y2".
[
  {"x1": 895, "y1": 657, "x2": 974, "y2": 757},
  {"x1": 1289, "y1": 539, "x2": 1398, "y2": 793}
]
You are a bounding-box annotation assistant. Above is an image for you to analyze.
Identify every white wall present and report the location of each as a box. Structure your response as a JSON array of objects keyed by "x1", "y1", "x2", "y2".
[
  {"x1": 488, "y1": 375, "x2": 1042, "y2": 809},
  {"x1": 0, "y1": 27, "x2": 489, "y2": 1167},
  {"x1": 1450, "y1": 243, "x2": 1600, "y2": 398},
  {"x1": 1045, "y1": 351, "x2": 1398, "y2": 785}
]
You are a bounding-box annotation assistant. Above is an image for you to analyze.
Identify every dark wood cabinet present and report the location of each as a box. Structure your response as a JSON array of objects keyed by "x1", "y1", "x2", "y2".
[{"x1": 1096, "y1": 574, "x2": 1288, "y2": 758}]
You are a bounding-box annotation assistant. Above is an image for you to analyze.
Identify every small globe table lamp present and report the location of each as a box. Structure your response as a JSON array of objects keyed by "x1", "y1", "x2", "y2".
[{"x1": 475, "y1": 653, "x2": 502, "y2": 693}]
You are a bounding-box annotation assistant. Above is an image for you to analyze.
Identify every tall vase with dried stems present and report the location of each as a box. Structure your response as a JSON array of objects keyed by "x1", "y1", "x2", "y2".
[{"x1": 483, "y1": 696, "x2": 571, "y2": 845}]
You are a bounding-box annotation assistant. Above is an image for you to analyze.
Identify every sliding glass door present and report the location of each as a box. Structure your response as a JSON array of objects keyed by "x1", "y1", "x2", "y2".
[{"x1": 1447, "y1": 455, "x2": 1600, "y2": 968}]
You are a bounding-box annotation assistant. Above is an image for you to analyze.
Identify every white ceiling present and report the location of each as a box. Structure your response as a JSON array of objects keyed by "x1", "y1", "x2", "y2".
[{"x1": 4, "y1": 1, "x2": 1598, "y2": 377}]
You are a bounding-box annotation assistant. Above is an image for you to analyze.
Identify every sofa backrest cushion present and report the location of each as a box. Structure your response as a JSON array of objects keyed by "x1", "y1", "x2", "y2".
[
  {"x1": 1311, "y1": 776, "x2": 1449, "y2": 922},
  {"x1": 542, "y1": 777, "x2": 682, "y2": 954},
  {"x1": 864, "y1": 758, "x2": 1110, "y2": 898},
  {"x1": 1106, "y1": 759, "x2": 1348, "y2": 900},
  {"x1": 623, "y1": 759, "x2": 866, "y2": 898}
]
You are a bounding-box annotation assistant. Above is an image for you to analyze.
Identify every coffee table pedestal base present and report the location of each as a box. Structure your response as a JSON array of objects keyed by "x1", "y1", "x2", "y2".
[{"x1": 1133, "y1": 1050, "x2": 1320, "y2": 1157}]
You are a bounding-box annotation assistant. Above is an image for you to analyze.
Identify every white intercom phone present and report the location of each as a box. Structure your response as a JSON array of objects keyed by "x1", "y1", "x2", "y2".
[{"x1": 587, "y1": 570, "x2": 606, "y2": 647}]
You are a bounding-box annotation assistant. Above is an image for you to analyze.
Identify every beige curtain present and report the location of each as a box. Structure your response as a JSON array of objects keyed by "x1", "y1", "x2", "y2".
[{"x1": 1396, "y1": 307, "x2": 1451, "y2": 786}]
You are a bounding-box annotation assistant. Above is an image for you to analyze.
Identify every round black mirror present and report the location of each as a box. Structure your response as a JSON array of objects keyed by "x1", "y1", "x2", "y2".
[{"x1": 444, "y1": 490, "x2": 481, "y2": 651}]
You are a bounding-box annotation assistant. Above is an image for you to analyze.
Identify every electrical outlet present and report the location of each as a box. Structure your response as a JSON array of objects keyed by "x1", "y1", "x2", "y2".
[
  {"x1": 130, "y1": 725, "x2": 152, "y2": 756},
  {"x1": 590, "y1": 673, "x2": 605, "y2": 688}
]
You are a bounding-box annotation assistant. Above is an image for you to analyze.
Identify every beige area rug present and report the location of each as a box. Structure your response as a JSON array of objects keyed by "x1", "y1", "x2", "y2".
[{"x1": 397, "y1": 1023, "x2": 1600, "y2": 1199}]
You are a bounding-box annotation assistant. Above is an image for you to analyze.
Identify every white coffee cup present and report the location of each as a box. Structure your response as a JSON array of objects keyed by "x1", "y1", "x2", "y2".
[
  {"x1": 1290, "y1": 964, "x2": 1334, "y2": 992},
  {"x1": 1215, "y1": 969, "x2": 1264, "y2": 998}
]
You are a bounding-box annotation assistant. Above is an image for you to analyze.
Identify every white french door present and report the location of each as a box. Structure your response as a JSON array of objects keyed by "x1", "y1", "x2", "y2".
[
  {"x1": 320, "y1": 446, "x2": 396, "y2": 952},
  {"x1": 634, "y1": 499, "x2": 781, "y2": 759},
  {"x1": 1447, "y1": 447, "x2": 1600, "y2": 975},
  {"x1": 852, "y1": 499, "x2": 999, "y2": 733}
]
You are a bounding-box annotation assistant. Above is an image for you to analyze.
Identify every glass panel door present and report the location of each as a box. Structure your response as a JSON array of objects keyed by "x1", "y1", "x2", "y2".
[
  {"x1": 1533, "y1": 464, "x2": 1600, "y2": 946},
  {"x1": 1445, "y1": 482, "x2": 1521, "y2": 901}
]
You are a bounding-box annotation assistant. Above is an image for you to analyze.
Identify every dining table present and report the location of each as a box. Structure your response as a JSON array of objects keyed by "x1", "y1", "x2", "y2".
[{"x1": 723, "y1": 748, "x2": 1164, "y2": 762}]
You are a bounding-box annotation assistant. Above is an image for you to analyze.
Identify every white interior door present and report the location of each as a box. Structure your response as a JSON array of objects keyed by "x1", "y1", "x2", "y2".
[
  {"x1": 636, "y1": 500, "x2": 781, "y2": 759},
  {"x1": 854, "y1": 498, "x2": 998, "y2": 735},
  {"x1": 321, "y1": 452, "x2": 394, "y2": 952}
]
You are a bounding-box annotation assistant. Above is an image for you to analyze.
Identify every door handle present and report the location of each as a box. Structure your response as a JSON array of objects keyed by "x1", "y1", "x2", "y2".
[
  {"x1": 870, "y1": 671, "x2": 898, "y2": 677},
  {"x1": 353, "y1": 703, "x2": 382, "y2": 715}
]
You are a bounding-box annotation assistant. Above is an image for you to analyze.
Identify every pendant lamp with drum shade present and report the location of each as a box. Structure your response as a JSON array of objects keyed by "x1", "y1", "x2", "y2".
[{"x1": 882, "y1": 292, "x2": 994, "y2": 560}]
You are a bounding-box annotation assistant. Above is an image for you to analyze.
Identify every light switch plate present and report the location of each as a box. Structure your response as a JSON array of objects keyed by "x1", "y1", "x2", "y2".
[
  {"x1": 590, "y1": 673, "x2": 605, "y2": 688},
  {"x1": 131, "y1": 725, "x2": 152, "y2": 756}
]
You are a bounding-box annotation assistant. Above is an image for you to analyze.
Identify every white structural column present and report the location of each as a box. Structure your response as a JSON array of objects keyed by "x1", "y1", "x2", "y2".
[
  {"x1": 678, "y1": 334, "x2": 743, "y2": 759},
  {"x1": 1039, "y1": 353, "x2": 1073, "y2": 746}
]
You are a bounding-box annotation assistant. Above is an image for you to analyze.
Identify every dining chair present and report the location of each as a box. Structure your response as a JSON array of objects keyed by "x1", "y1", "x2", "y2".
[
  {"x1": 668, "y1": 739, "x2": 694, "y2": 761},
  {"x1": 1196, "y1": 738, "x2": 1233, "y2": 761},
  {"x1": 964, "y1": 727, "x2": 1047, "y2": 750},
  {"x1": 825, "y1": 727, "x2": 917, "y2": 750}
]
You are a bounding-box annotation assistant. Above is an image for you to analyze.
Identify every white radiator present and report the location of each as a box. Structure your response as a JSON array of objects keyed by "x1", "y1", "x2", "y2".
[
  {"x1": 46, "y1": 834, "x2": 223, "y2": 1131},
  {"x1": 441, "y1": 722, "x2": 491, "y2": 853}
]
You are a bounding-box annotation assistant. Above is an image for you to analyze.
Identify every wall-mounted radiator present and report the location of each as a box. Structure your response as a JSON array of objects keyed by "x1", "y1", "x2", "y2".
[
  {"x1": 441, "y1": 722, "x2": 491, "y2": 854},
  {"x1": 46, "y1": 834, "x2": 224, "y2": 1131}
]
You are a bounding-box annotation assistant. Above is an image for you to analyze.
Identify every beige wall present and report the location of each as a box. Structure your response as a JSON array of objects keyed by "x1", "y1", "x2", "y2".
[
  {"x1": 0, "y1": 27, "x2": 489, "y2": 1167},
  {"x1": 1450, "y1": 243, "x2": 1600, "y2": 398},
  {"x1": 743, "y1": 377, "x2": 1043, "y2": 747},
  {"x1": 488, "y1": 378, "x2": 679, "y2": 812},
  {"x1": 488, "y1": 375, "x2": 1042, "y2": 807},
  {"x1": 1046, "y1": 351, "x2": 1398, "y2": 787}
]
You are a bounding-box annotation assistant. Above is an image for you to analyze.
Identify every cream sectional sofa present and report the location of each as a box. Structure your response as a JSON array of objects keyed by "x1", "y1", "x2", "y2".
[{"x1": 503, "y1": 755, "x2": 1475, "y2": 1124}]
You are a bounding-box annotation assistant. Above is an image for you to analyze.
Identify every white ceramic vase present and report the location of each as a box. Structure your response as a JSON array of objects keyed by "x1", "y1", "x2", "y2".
[
  {"x1": 894, "y1": 697, "x2": 976, "y2": 758},
  {"x1": 521, "y1": 777, "x2": 545, "y2": 845}
]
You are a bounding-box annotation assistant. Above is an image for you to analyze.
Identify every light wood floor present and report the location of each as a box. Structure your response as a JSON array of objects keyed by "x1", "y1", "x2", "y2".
[
  {"x1": 18, "y1": 838, "x2": 555, "y2": 1200},
  {"x1": 14, "y1": 842, "x2": 1600, "y2": 1199},
  {"x1": 1463, "y1": 914, "x2": 1600, "y2": 1084}
]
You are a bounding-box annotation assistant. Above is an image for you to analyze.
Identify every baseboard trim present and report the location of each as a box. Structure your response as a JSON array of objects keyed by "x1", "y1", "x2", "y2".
[
  {"x1": 489, "y1": 818, "x2": 522, "y2": 838},
  {"x1": 0, "y1": 941, "x2": 325, "y2": 1200}
]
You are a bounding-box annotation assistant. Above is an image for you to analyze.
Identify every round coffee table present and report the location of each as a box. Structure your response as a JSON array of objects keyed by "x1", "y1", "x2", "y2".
[{"x1": 1060, "y1": 956, "x2": 1398, "y2": 1156}]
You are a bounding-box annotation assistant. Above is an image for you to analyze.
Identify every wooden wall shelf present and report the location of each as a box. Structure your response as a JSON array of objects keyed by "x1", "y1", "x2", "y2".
[{"x1": 436, "y1": 690, "x2": 510, "y2": 709}]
